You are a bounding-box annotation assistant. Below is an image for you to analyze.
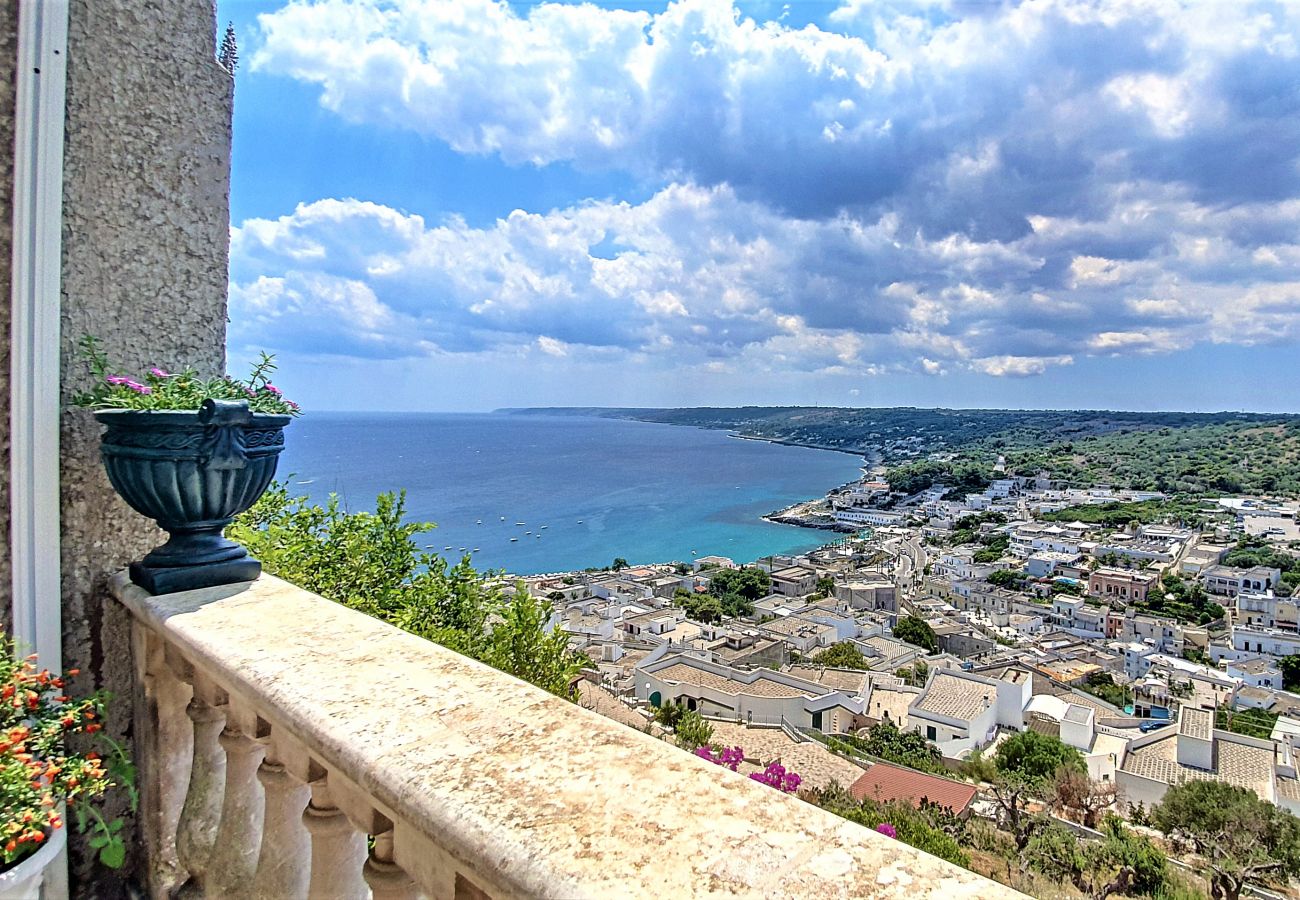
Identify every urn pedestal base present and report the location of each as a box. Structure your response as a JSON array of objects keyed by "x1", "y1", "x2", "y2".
[{"x1": 130, "y1": 557, "x2": 262, "y2": 595}]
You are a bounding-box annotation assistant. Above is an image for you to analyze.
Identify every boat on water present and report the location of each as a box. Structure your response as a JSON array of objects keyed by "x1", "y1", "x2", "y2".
[
  {"x1": 443, "y1": 546, "x2": 453, "y2": 551},
  {"x1": 500, "y1": 516, "x2": 506, "y2": 521},
  {"x1": 476, "y1": 519, "x2": 482, "y2": 525},
  {"x1": 472, "y1": 548, "x2": 480, "y2": 552},
  {"x1": 525, "y1": 531, "x2": 532, "y2": 535},
  {"x1": 540, "y1": 525, "x2": 548, "y2": 530},
  {"x1": 515, "y1": 521, "x2": 526, "y2": 526},
  {"x1": 577, "y1": 520, "x2": 584, "y2": 524},
  {"x1": 510, "y1": 537, "x2": 519, "y2": 542},
  {"x1": 295, "y1": 479, "x2": 315, "y2": 485}
]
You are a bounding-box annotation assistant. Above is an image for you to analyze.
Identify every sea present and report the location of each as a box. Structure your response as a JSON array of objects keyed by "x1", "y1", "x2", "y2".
[{"x1": 275, "y1": 412, "x2": 865, "y2": 576}]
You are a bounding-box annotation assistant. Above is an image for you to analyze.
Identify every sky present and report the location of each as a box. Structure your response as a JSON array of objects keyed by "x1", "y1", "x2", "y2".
[{"x1": 219, "y1": 0, "x2": 1300, "y2": 413}]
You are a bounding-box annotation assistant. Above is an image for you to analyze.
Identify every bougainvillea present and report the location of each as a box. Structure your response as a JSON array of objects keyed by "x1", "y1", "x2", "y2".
[
  {"x1": 696, "y1": 745, "x2": 803, "y2": 793},
  {"x1": 749, "y1": 761, "x2": 802, "y2": 794}
]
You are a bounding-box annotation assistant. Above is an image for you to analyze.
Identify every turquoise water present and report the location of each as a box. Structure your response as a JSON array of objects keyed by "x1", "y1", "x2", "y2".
[{"x1": 275, "y1": 412, "x2": 863, "y2": 575}]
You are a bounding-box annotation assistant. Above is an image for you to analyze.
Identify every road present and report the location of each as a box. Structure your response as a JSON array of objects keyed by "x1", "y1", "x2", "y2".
[{"x1": 886, "y1": 532, "x2": 928, "y2": 601}]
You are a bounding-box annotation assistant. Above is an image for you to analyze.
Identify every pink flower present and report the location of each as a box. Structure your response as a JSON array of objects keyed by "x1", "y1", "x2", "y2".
[
  {"x1": 876, "y1": 823, "x2": 897, "y2": 839},
  {"x1": 264, "y1": 384, "x2": 282, "y2": 395},
  {"x1": 127, "y1": 382, "x2": 151, "y2": 395},
  {"x1": 149, "y1": 367, "x2": 170, "y2": 378},
  {"x1": 105, "y1": 375, "x2": 129, "y2": 385}
]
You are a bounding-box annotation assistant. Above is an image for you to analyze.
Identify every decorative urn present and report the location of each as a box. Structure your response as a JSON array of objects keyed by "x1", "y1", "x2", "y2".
[{"x1": 95, "y1": 399, "x2": 289, "y2": 594}]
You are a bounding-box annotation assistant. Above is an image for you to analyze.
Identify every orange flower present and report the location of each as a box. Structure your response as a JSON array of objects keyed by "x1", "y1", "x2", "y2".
[
  {"x1": 85, "y1": 724, "x2": 102, "y2": 733},
  {"x1": 4, "y1": 841, "x2": 15, "y2": 853},
  {"x1": 67, "y1": 668, "x2": 80, "y2": 677}
]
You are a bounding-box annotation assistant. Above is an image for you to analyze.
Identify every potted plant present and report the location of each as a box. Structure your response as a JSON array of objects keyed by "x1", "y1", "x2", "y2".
[
  {"x1": 74, "y1": 336, "x2": 301, "y2": 594},
  {"x1": 0, "y1": 640, "x2": 129, "y2": 899}
]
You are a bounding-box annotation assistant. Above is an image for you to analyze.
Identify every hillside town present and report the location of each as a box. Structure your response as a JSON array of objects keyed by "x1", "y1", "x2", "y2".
[{"x1": 524, "y1": 472, "x2": 1300, "y2": 878}]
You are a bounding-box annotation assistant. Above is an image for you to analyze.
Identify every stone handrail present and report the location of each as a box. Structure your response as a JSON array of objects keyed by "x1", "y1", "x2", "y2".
[{"x1": 111, "y1": 571, "x2": 1019, "y2": 899}]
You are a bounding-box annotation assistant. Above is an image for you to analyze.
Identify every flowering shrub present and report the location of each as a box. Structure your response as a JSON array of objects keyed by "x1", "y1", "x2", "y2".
[
  {"x1": 876, "y1": 823, "x2": 898, "y2": 838},
  {"x1": 0, "y1": 640, "x2": 129, "y2": 871},
  {"x1": 695, "y1": 745, "x2": 743, "y2": 771},
  {"x1": 72, "y1": 335, "x2": 300, "y2": 416},
  {"x1": 749, "y1": 761, "x2": 802, "y2": 794},
  {"x1": 696, "y1": 745, "x2": 803, "y2": 793}
]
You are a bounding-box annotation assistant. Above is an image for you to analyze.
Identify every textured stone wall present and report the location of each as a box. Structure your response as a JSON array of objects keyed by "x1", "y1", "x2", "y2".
[
  {"x1": 0, "y1": 1, "x2": 17, "y2": 638},
  {"x1": 59, "y1": 0, "x2": 232, "y2": 892}
]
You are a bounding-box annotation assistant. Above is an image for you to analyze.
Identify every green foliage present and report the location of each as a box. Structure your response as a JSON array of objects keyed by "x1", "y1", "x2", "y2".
[
  {"x1": 1026, "y1": 815, "x2": 1168, "y2": 899},
  {"x1": 1223, "y1": 536, "x2": 1300, "y2": 574},
  {"x1": 1281, "y1": 655, "x2": 1300, "y2": 691},
  {"x1": 706, "y1": 566, "x2": 770, "y2": 617},
  {"x1": 812, "y1": 782, "x2": 970, "y2": 868},
  {"x1": 652, "y1": 700, "x2": 686, "y2": 729},
  {"x1": 1153, "y1": 780, "x2": 1300, "y2": 900},
  {"x1": 1042, "y1": 499, "x2": 1208, "y2": 528},
  {"x1": 611, "y1": 557, "x2": 629, "y2": 571},
  {"x1": 675, "y1": 590, "x2": 723, "y2": 623},
  {"x1": 1215, "y1": 705, "x2": 1278, "y2": 739},
  {"x1": 812, "y1": 642, "x2": 868, "y2": 669},
  {"x1": 1137, "y1": 575, "x2": 1223, "y2": 625},
  {"x1": 987, "y1": 569, "x2": 1024, "y2": 588},
  {"x1": 993, "y1": 730, "x2": 1085, "y2": 786},
  {"x1": 816, "y1": 575, "x2": 836, "y2": 595},
  {"x1": 857, "y1": 721, "x2": 948, "y2": 775},
  {"x1": 1079, "y1": 672, "x2": 1133, "y2": 710},
  {"x1": 893, "y1": 615, "x2": 937, "y2": 652},
  {"x1": 73, "y1": 335, "x2": 300, "y2": 415},
  {"x1": 229, "y1": 485, "x2": 586, "y2": 698},
  {"x1": 672, "y1": 710, "x2": 713, "y2": 750}
]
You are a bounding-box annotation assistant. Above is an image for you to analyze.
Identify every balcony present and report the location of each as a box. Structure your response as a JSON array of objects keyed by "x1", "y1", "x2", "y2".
[{"x1": 110, "y1": 570, "x2": 1019, "y2": 898}]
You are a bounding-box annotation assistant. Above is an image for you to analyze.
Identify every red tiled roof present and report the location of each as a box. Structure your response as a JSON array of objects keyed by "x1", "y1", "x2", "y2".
[{"x1": 849, "y1": 762, "x2": 977, "y2": 814}]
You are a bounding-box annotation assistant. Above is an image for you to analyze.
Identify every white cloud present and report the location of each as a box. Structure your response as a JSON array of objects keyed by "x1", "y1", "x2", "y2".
[{"x1": 234, "y1": 0, "x2": 1300, "y2": 380}]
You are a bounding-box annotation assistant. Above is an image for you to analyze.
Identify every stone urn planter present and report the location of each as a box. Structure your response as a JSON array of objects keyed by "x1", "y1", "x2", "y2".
[
  {"x1": 96, "y1": 399, "x2": 290, "y2": 594},
  {"x1": 0, "y1": 818, "x2": 66, "y2": 900}
]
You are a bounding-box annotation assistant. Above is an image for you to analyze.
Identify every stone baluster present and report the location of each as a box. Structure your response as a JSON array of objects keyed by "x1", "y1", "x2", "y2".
[
  {"x1": 302, "y1": 778, "x2": 369, "y2": 900},
  {"x1": 207, "y1": 700, "x2": 269, "y2": 898},
  {"x1": 174, "y1": 673, "x2": 228, "y2": 898},
  {"x1": 364, "y1": 830, "x2": 418, "y2": 900},
  {"x1": 251, "y1": 732, "x2": 313, "y2": 900},
  {"x1": 132, "y1": 624, "x2": 194, "y2": 900}
]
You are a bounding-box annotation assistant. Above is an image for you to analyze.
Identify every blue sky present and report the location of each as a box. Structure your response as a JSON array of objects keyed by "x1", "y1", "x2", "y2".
[{"x1": 219, "y1": 0, "x2": 1300, "y2": 413}]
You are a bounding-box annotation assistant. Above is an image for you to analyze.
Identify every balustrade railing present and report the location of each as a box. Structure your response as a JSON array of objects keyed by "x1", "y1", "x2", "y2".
[{"x1": 112, "y1": 570, "x2": 1019, "y2": 899}]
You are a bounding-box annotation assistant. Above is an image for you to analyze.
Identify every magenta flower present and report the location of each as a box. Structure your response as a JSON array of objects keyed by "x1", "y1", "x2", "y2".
[
  {"x1": 876, "y1": 823, "x2": 897, "y2": 839},
  {"x1": 106, "y1": 375, "x2": 129, "y2": 385},
  {"x1": 127, "y1": 382, "x2": 151, "y2": 395},
  {"x1": 149, "y1": 367, "x2": 170, "y2": 378},
  {"x1": 263, "y1": 384, "x2": 282, "y2": 395},
  {"x1": 749, "y1": 762, "x2": 802, "y2": 793}
]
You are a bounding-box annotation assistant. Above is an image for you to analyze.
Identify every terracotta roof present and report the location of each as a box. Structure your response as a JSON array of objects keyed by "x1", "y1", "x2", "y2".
[{"x1": 849, "y1": 762, "x2": 977, "y2": 814}]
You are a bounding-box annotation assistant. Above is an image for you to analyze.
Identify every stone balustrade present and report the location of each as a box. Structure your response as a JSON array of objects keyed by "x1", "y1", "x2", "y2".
[{"x1": 110, "y1": 571, "x2": 1019, "y2": 899}]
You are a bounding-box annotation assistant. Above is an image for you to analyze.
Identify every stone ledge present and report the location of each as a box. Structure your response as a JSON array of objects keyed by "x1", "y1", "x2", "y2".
[{"x1": 111, "y1": 572, "x2": 1021, "y2": 899}]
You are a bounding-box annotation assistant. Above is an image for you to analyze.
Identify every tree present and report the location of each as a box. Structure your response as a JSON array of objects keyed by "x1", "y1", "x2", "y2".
[
  {"x1": 893, "y1": 615, "x2": 937, "y2": 652},
  {"x1": 673, "y1": 710, "x2": 713, "y2": 750},
  {"x1": 816, "y1": 575, "x2": 836, "y2": 596},
  {"x1": 1152, "y1": 780, "x2": 1300, "y2": 900},
  {"x1": 1280, "y1": 654, "x2": 1300, "y2": 691},
  {"x1": 1026, "y1": 816, "x2": 1167, "y2": 900},
  {"x1": 230, "y1": 486, "x2": 587, "y2": 699},
  {"x1": 611, "y1": 557, "x2": 629, "y2": 571},
  {"x1": 963, "y1": 752, "x2": 1044, "y2": 853},
  {"x1": 994, "y1": 730, "x2": 1086, "y2": 784},
  {"x1": 653, "y1": 700, "x2": 686, "y2": 729},
  {"x1": 1052, "y1": 765, "x2": 1119, "y2": 829},
  {"x1": 218, "y1": 21, "x2": 238, "y2": 75},
  {"x1": 859, "y1": 721, "x2": 946, "y2": 774},
  {"x1": 812, "y1": 642, "x2": 868, "y2": 669}
]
